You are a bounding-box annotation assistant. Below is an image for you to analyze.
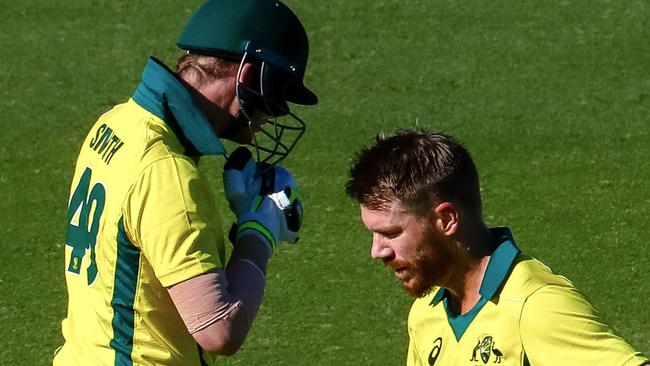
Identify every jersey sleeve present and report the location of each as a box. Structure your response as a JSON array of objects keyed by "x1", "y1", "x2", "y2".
[
  {"x1": 406, "y1": 304, "x2": 424, "y2": 366},
  {"x1": 520, "y1": 284, "x2": 648, "y2": 366},
  {"x1": 406, "y1": 336, "x2": 422, "y2": 366},
  {"x1": 123, "y1": 155, "x2": 226, "y2": 287}
]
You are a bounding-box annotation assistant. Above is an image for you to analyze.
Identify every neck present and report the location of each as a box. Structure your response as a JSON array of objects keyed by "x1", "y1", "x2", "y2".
[
  {"x1": 179, "y1": 74, "x2": 237, "y2": 135},
  {"x1": 444, "y1": 224, "x2": 496, "y2": 315}
]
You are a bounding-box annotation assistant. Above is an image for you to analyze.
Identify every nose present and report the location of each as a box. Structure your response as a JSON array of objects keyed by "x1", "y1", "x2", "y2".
[{"x1": 370, "y1": 234, "x2": 394, "y2": 261}]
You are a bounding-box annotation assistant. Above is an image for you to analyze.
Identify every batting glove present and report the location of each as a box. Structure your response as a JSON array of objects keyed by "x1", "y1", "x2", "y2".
[{"x1": 223, "y1": 147, "x2": 303, "y2": 253}]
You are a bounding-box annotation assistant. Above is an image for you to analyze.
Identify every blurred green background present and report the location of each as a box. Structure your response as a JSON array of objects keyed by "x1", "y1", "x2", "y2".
[{"x1": 1, "y1": 0, "x2": 648, "y2": 364}]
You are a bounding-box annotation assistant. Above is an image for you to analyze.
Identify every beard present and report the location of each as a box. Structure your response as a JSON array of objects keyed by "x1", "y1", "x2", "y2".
[{"x1": 388, "y1": 230, "x2": 453, "y2": 298}]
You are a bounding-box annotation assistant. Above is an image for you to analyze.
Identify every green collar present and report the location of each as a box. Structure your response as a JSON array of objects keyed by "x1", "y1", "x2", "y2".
[
  {"x1": 429, "y1": 227, "x2": 520, "y2": 341},
  {"x1": 132, "y1": 57, "x2": 226, "y2": 156}
]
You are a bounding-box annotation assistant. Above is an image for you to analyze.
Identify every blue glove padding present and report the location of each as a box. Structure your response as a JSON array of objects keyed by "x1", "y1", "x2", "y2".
[
  {"x1": 223, "y1": 147, "x2": 303, "y2": 252},
  {"x1": 223, "y1": 147, "x2": 261, "y2": 216}
]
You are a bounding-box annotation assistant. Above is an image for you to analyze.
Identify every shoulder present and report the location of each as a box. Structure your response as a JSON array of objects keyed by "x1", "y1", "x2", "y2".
[
  {"x1": 85, "y1": 98, "x2": 190, "y2": 170},
  {"x1": 512, "y1": 256, "x2": 602, "y2": 339},
  {"x1": 409, "y1": 288, "x2": 441, "y2": 314},
  {"x1": 514, "y1": 262, "x2": 648, "y2": 365},
  {"x1": 499, "y1": 254, "x2": 574, "y2": 301},
  {"x1": 122, "y1": 110, "x2": 215, "y2": 229},
  {"x1": 408, "y1": 287, "x2": 445, "y2": 330}
]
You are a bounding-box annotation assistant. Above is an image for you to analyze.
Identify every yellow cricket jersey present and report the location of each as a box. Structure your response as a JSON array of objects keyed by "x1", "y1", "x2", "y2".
[
  {"x1": 407, "y1": 228, "x2": 648, "y2": 366},
  {"x1": 54, "y1": 58, "x2": 228, "y2": 366}
]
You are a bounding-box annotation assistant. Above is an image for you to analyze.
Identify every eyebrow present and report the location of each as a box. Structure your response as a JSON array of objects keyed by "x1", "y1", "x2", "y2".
[{"x1": 369, "y1": 225, "x2": 401, "y2": 235}]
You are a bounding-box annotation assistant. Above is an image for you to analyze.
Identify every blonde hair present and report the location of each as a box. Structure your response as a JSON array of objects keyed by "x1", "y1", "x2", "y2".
[{"x1": 176, "y1": 53, "x2": 238, "y2": 86}]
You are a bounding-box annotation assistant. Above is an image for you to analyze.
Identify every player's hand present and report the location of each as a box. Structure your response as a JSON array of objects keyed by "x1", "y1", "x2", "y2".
[
  {"x1": 223, "y1": 146, "x2": 260, "y2": 216},
  {"x1": 223, "y1": 147, "x2": 303, "y2": 253}
]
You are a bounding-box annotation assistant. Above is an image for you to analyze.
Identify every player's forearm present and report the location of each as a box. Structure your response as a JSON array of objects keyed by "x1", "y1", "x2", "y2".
[
  {"x1": 191, "y1": 304, "x2": 250, "y2": 356},
  {"x1": 194, "y1": 236, "x2": 270, "y2": 355},
  {"x1": 224, "y1": 233, "x2": 271, "y2": 323},
  {"x1": 229, "y1": 231, "x2": 272, "y2": 274},
  {"x1": 168, "y1": 235, "x2": 271, "y2": 355}
]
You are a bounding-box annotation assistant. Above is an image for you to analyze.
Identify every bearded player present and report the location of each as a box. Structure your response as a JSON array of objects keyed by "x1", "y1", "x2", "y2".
[{"x1": 346, "y1": 129, "x2": 648, "y2": 366}]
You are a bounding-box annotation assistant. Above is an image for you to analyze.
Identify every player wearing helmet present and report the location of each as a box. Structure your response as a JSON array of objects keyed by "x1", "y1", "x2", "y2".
[{"x1": 53, "y1": 1, "x2": 317, "y2": 365}]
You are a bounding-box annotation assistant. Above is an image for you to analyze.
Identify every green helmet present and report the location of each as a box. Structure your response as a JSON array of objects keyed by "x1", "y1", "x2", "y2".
[{"x1": 177, "y1": 0, "x2": 317, "y2": 105}]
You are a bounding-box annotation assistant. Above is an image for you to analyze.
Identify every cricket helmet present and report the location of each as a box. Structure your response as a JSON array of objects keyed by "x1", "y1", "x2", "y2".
[{"x1": 177, "y1": 0, "x2": 318, "y2": 165}]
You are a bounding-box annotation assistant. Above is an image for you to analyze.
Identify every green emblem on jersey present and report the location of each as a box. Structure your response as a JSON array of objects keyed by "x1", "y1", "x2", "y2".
[
  {"x1": 470, "y1": 336, "x2": 503, "y2": 364},
  {"x1": 66, "y1": 167, "x2": 106, "y2": 285}
]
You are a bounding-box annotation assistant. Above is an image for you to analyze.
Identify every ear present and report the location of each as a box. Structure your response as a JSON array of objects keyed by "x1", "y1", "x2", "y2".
[
  {"x1": 432, "y1": 202, "x2": 459, "y2": 237},
  {"x1": 237, "y1": 61, "x2": 260, "y2": 87}
]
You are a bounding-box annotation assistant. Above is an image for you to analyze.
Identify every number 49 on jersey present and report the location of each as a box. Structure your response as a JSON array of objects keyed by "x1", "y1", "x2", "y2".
[{"x1": 66, "y1": 167, "x2": 106, "y2": 286}]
